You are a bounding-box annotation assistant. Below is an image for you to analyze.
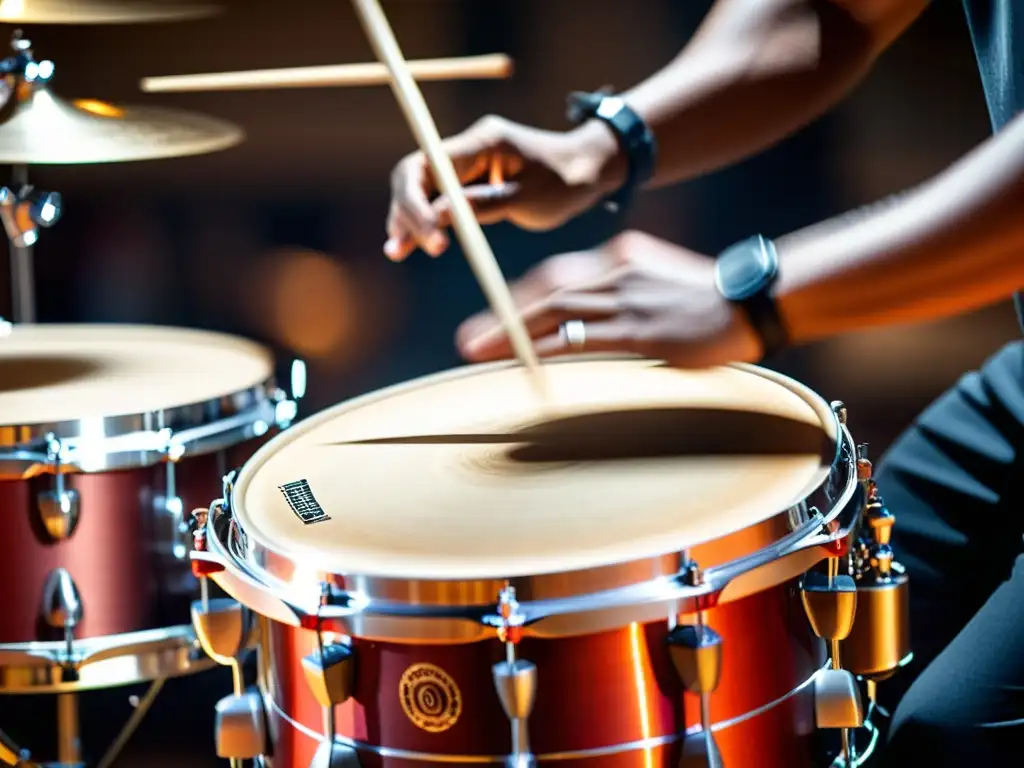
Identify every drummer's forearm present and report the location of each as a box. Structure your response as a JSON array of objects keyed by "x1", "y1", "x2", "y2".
[
  {"x1": 574, "y1": 0, "x2": 927, "y2": 190},
  {"x1": 774, "y1": 111, "x2": 1024, "y2": 344}
]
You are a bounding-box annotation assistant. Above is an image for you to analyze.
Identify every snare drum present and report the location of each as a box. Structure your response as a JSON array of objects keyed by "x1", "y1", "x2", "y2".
[
  {"x1": 198, "y1": 358, "x2": 869, "y2": 767},
  {"x1": 0, "y1": 324, "x2": 298, "y2": 692}
]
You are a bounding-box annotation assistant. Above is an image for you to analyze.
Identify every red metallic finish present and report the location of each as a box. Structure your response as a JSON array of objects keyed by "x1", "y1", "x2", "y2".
[
  {"x1": 0, "y1": 439, "x2": 262, "y2": 643},
  {"x1": 822, "y1": 536, "x2": 851, "y2": 558},
  {"x1": 261, "y1": 580, "x2": 825, "y2": 766}
]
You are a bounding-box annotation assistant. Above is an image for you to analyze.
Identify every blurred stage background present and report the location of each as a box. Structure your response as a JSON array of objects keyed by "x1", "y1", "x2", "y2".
[{"x1": 1, "y1": 0, "x2": 1019, "y2": 764}]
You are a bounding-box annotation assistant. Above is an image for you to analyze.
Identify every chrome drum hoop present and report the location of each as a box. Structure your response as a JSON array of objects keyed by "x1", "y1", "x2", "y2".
[
  {"x1": 197, "y1": 376, "x2": 862, "y2": 643},
  {"x1": 0, "y1": 382, "x2": 299, "y2": 475}
]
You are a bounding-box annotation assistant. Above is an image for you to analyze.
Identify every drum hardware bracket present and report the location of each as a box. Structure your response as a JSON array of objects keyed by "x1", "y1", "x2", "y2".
[
  {"x1": 305, "y1": 583, "x2": 361, "y2": 768},
  {"x1": 800, "y1": 565, "x2": 864, "y2": 764},
  {"x1": 2, "y1": 32, "x2": 60, "y2": 325},
  {"x1": 36, "y1": 436, "x2": 80, "y2": 542},
  {"x1": 491, "y1": 585, "x2": 538, "y2": 768},
  {"x1": 840, "y1": 446, "x2": 912, "y2": 742},
  {"x1": 668, "y1": 563, "x2": 725, "y2": 768}
]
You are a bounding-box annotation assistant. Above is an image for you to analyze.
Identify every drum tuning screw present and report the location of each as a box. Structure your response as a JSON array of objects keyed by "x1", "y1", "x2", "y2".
[
  {"x1": 830, "y1": 401, "x2": 847, "y2": 425},
  {"x1": 492, "y1": 585, "x2": 537, "y2": 768}
]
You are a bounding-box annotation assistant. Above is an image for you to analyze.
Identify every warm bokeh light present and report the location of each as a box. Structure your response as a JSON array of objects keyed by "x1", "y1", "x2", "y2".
[
  {"x1": 266, "y1": 248, "x2": 357, "y2": 359},
  {"x1": 72, "y1": 99, "x2": 126, "y2": 119}
]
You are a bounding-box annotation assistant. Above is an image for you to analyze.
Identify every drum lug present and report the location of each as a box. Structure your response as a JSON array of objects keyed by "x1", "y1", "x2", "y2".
[
  {"x1": 493, "y1": 659, "x2": 538, "y2": 722},
  {"x1": 491, "y1": 586, "x2": 538, "y2": 768},
  {"x1": 302, "y1": 641, "x2": 355, "y2": 708},
  {"x1": 813, "y1": 668, "x2": 864, "y2": 730},
  {"x1": 36, "y1": 488, "x2": 80, "y2": 541},
  {"x1": 214, "y1": 689, "x2": 266, "y2": 760},
  {"x1": 308, "y1": 740, "x2": 361, "y2": 768},
  {"x1": 191, "y1": 597, "x2": 251, "y2": 665},
  {"x1": 800, "y1": 571, "x2": 857, "y2": 643},
  {"x1": 668, "y1": 562, "x2": 724, "y2": 768},
  {"x1": 667, "y1": 624, "x2": 723, "y2": 696},
  {"x1": 36, "y1": 435, "x2": 80, "y2": 541}
]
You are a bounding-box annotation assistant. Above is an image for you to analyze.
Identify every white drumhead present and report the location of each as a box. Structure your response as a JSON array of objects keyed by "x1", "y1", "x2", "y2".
[
  {"x1": 235, "y1": 358, "x2": 837, "y2": 581},
  {"x1": 0, "y1": 324, "x2": 274, "y2": 425}
]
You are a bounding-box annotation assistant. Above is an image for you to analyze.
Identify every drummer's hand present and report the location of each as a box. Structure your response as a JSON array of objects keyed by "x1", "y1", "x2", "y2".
[
  {"x1": 384, "y1": 115, "x2": 621, "y2": 262},
  {"x1": 456, "y1": 230, "x2": 763, "y2": 368}
]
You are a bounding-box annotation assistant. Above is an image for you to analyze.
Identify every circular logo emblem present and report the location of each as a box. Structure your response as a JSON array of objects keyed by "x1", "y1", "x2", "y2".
[{"x1": 398, "y1": 662, "x2": 462, "y2": 733}]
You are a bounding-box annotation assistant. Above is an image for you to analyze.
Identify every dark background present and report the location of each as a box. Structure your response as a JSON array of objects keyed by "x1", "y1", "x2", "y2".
[{"x1": 0, "y1": 0, "x2": 1020, "y2": 765}]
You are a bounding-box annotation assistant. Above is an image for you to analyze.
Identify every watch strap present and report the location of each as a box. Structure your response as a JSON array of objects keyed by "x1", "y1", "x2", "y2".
[
  {"x1": 566, "y1": 89, "x2": 656, "y2": 214},
  {"x1": 715, "y1": 235, "x2": 789, "y2": 359}
]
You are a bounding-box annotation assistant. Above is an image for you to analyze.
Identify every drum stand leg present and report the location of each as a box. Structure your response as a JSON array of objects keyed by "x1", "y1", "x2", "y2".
[
  {"x1": 55, "y1": 693, "x2": 83, "y2": 767},
  {"x1": 94, "y1": 677, "x2": 166, "y2": 768}
]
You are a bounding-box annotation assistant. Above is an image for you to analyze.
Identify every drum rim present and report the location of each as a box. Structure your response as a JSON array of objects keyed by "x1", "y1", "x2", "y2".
[
  {"x1": 221, "y1": 356, "x2": 848, "y2": 624},
  {"x1": 0, "y1": 323, "x2": 295, "y2": 473}
]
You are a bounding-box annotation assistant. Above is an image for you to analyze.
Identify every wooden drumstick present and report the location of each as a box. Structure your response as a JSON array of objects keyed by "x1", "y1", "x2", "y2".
[
  {"x1": 348, "y1": 0, "x2": 547, "y2": 399},
  {"x1": 140, "y1": 54, "x2": 514, "y2": 93}
]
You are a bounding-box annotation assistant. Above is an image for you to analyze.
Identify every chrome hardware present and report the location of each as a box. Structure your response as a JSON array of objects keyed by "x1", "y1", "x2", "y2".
[
  {"x1": 0, "y1": 184, "x2": 62, "y2": 248},
  {"x1": 214, "y1": 689, "x2": 266, "y2": 760},
  {"x1": 191, "y1": 598, "x2": 249, "y2": 666},
  {"x1": 843, "y1": 469, "x2": 911, "y2": 684},
  {"x1": 492, "y1": 585, "x2": 537, "y2": 768},
  {"x1": 302, "y1": 641, "x2": 355, "y2": 708},
  {"x1": 830, "y1": 400, "x2": 847, "y2": 425},
  {"x1": 801, "y1": 566, "x2": 863, "y2": 762},
  {"x1": 309, "y1": 740, "x2": 361, "y2": 768},
  {"x1": 41, "y1": 568, "x2": 82, "y2": 651},
  {"x1": 669, "y1": 562, "x2": 724, "y2": 767},
  {"x1": 37, "y1": 487, "x2": 80, "y2": 541},
  {"x1": 35, "y1": 436, "x2": 79, "y2": 541},
  {"x1": 814, "y1": 668, "x2": 864, "y2": 729}
]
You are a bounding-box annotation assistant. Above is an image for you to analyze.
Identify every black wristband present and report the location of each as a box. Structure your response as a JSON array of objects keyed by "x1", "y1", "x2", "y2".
[
  {"x1": 714, "y1": 235, "x2": 790, "y2": 359},
  {"x1": 566, "y1": 89, "x2": 656, "y2": 214}
]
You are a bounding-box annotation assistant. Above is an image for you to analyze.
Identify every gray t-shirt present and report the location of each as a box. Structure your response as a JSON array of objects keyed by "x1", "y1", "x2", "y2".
[{"x1": 961, "y1": 0, "x2": 1023, "y2": 326}]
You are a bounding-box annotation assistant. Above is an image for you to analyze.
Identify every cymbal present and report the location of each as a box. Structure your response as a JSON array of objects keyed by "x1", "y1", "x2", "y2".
[
  {"x1": 0, "y1": 86, "x2": 243, "y2": 164},
  {"x1": 0, "y1": 0, "x2": 219, "y2": 24}
]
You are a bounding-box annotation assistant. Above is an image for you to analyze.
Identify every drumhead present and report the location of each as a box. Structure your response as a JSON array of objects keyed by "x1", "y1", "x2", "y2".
[
  {"x1": 0, "y1": 324, "x2": 274, "y2": 427},
  {"x1": 235, "y1": 357, "x2": 838, "y2": 582}
]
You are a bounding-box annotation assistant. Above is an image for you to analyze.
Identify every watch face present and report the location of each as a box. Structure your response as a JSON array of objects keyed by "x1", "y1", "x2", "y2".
[{"x1": 715, "y1": 238, "x2": 776, "y2": 301}]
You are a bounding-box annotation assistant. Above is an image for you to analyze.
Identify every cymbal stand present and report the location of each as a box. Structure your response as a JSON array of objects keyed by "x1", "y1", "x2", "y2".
[
  {"x1": 2, "y1": 171, "x2": 63, "y2": 324},
  {"x1": 0, "y1": 32, "x2": 62, "y2": 324}
]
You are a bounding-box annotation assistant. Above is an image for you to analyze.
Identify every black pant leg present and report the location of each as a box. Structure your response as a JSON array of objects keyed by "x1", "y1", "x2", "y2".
[{"x1": 869, "y1": 342, "x2": 1024, "y2": 762}]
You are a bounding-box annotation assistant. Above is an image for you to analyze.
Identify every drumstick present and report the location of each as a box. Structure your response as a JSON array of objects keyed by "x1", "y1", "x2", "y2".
[
  {"x1": 348, "y1": 0, "x2": 548, "y2": 400},
  {"x1": 140, "y1": 54, "x2": 514, "y2": 93}
]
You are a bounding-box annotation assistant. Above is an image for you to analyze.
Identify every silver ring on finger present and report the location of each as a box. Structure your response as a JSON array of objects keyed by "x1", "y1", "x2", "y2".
[{"x1": 560, "y1": 319, "x2": 586, "y2": 352}]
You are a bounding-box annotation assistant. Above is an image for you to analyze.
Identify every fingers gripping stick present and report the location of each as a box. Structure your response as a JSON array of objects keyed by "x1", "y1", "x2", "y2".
[{"x1": 348, "y1": 0, "x2": 548, "y2": 403}]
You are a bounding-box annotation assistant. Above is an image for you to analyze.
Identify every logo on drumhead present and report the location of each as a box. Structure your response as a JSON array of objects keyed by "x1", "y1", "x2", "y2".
[
  {"x1": 398, "y1": 663, "x2": 462, "y2": 733},
  {"x1": 278, "y1": 479, "x2": 331, "y2": 525}
]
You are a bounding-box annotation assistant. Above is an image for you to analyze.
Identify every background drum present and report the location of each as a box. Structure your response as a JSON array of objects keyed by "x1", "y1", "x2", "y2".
[
  {"x1": 0, "y1": 323, "x2": 300, "y2": 765},
  {"x1": 192, "y1": 357, "x2": 910, "y2": 768}
]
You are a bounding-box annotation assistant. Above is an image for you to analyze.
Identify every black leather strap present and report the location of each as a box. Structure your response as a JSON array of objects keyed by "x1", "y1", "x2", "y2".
[
  {"x1": 740, "y1": 288, "x2": 789, "y2": 359},
  {"x1": 566, "y1": 89, "x2": 657, "y2": 214},
  {"x1": 714, "y1": 235, "x2": 789, "y2": 359}
]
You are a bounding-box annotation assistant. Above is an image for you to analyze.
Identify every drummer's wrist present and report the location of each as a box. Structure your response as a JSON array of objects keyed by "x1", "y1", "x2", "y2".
[{"x1": 563, "y1": 120, "x2": 628, "y2": 195}]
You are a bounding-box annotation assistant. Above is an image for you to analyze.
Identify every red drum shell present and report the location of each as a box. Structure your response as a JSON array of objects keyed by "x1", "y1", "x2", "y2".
[
  {"x1": 0, "y1": 439, "x2": 263, "y2": 643},
  {"x1": 261, "y1": 581, "x2": 825, "y2": 767}
]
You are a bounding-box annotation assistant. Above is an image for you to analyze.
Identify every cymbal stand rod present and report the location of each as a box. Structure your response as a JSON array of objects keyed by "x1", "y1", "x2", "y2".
[
  {"x1": 55, "y1": 693, "x2": 82, "y2": 766},
  {"x1": 8, "y1": 164, "x2": 34, "y2": 323}
]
